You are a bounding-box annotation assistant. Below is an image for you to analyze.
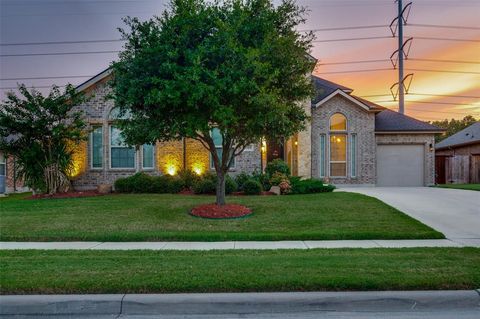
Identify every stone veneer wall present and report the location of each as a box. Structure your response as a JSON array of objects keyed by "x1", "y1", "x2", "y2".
[
  {"x1": 311, "y1": 95, "x2": 376, "y2": 185},
  {"x1": 297, "y1": 99, "x2": 312, "y2": 178},
  {"x1": 70, "y1": 79, "x2": 262, "y2": 190},
  {"x1": 376, "y1": 133, "x2": 436, "y2": 186}
]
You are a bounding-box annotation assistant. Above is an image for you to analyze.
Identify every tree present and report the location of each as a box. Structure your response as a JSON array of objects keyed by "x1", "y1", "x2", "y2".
[
  {"x1": 431, "y1": 115, "x2": 478, "y2": 143},
  {"x1": 111, "y1": 0, "x2": 315, "y2": 205},
  {"x1": 0, "y1": 85, "x2": 86, "y2": 194}
]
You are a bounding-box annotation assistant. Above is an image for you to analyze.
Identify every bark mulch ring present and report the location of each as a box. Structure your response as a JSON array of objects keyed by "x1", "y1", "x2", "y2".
[
  {"x1": 190, "y1": 203, "x2": 253, "y2": 219},
  {"x1": 27, "y1": 191, "x2": 106, "y2": 200}
]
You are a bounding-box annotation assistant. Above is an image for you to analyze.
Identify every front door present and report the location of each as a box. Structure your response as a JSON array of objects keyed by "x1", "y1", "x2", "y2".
[{"x1": 266, "y1": 139, "x2": 285, "y2": 163}]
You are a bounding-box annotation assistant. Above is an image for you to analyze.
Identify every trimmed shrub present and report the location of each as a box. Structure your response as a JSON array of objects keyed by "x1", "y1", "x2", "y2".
[
  {"x1": 114, "y1": 172, "x2": 154, "y2": 193},
  {"x1": 265, "y1": 159, "x2": 290, "y2": 177},
  {"x1": 225, "y1": 175, "x2": 238, "y2": 194},
  {"x1": 270, "y1": 172, "x2": 289, "y2": 186},
  {"x1": 193, "y1": 178, "x2": 216, "y2": 194},
  {"x1": 178, "y1": 169, "x2": 201, "y2": 189},
  {"x1": 235, "y1": 172, "x2": 251, "y2": 191},
  {"x1": 252, "y1": 171, "x2": 271, "y2": 191},
  {"x1": 289, "y1": 178, "x2": 336, "y2": 194},
  {"x1": 242, "y1": 179, "x2": 262, "y2": 195}
]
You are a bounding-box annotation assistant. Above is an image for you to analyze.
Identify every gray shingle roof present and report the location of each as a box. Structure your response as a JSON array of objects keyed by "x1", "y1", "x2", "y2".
[
  {"x1": 375, "y1": 109, "x2": 443, "y2": 132},
  {"x1": 311, "y1": 75, "x2": 352, "y2": 105},
  {"x1": 436, "y1": 122, "x2": 480, "y2": 149}
]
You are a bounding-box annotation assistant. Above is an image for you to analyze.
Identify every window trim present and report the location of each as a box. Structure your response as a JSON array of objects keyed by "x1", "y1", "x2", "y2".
[
  {"x1": 0, "y1": 152, "x2": 5, "y2": 176},
  {"x1": 109, "y1": 125, "x2": 136, "y2": 170},
  {"x1": 90, "y1": 125, "x2": 104, "y2": 170},
  {"x1": 329, "y1": 113, "x2": 348, "y2": 132},
  {"x1": 141, "y1": 144, "x2": 155, "y2": 170},
  {"x1": 350, "y1": 133, "x2": 357, "y2": 178},
  {"x1": 328, "y1": 113, "x2": 348, "y2": 178}
]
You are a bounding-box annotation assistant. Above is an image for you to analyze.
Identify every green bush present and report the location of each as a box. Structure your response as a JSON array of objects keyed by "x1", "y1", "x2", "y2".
[
  {"x1": 265, "y1": 159, "x2": 290, "y2": 177},
  {"x1": 115, "y1": 173, "x2": 185, "y2": 194},
  {"x1": 269, "y1": 172, "x2": 289, "y2": 186},
  {"x1": 178, "y1": 169, "x2": 201, "y2": 189},
  {"x1": 242, "y1": 179, "x2": 262, "y2": 195},
  {"x1": 235, "y1": 172, "x2": 251, "y2": 191},
  {"x1": 252, "y1": 171, "x2": 271, "y2": 191},
  {"x1": 192, "y1": 173, "x2": 238, "y2": 194},
  {"x1": 289, "y1": 178, "x2": 336, "y2": 194},
  {"x1": 193, "y1": 178, "x2": 216, "y2": 194}
]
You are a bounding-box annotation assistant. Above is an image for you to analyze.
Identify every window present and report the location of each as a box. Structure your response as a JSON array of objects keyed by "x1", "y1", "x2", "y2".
[
  {"x1": 329, "y1": 113, "x2": 347, "y2": 177},
  {"x1": 91, "y1": 126, "x2": 103, "y2": 168},
  {"x1": 0, "y1": 153, "x2": 5, "y2": 176},
  {"x1": 210, "y1": 128, "x2": 235, "y2": 169},
  {"x1": 142, "y1": 144, "x2": 154, "y2": 169},
  {"x1": 350, "y1": 134, "x2": 357, "y2": 177},
  {"x1": 319, "y1": 134, "x2": 326, "y2": 177},
  {"x1": 110, "y1": 126, "x2": 135, "y2": 168},
  {"x1": 330, "y1": 113, "x2": 347, "y2": 131}
]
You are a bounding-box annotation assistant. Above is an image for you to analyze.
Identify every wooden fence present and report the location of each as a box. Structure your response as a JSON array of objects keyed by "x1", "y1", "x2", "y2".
[{"x1": 438, "y1": 155, "x2": 480, "y2": 184}]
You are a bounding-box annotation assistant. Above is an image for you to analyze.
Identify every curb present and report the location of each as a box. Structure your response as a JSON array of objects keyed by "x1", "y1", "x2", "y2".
[{"x1": 1, "y1": 290, "x2": 479, "y2": 316}]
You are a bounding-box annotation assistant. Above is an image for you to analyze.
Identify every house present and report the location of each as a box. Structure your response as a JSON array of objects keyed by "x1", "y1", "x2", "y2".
[
  {"x1": 1, "y1": 65, "x2": 443, "y2": 193},
  {"x1": 435, "y1": 122, "x2": 480, "y2": 184}
]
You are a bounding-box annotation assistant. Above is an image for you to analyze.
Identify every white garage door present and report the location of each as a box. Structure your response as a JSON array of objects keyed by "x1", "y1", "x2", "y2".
[{"x1": 377, "y1": 144, "x2": 425, "y2": 186}]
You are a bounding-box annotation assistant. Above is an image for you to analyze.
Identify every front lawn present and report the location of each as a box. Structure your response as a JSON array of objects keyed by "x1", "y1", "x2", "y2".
[
  {"x1": 436, "y1": 184, "x2": 480, "y2": 191},
  {"x1": 0, "y1": 193, "x2": 443, "y2": 241},
  {"x1": 1, "y1": 248, "x2": 478, "y2": 294}
]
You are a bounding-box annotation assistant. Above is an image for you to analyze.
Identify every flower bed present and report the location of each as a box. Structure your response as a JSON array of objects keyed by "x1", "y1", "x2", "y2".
[{"x1": 190, "y1": 203, "x2": 252, "y2": 219}]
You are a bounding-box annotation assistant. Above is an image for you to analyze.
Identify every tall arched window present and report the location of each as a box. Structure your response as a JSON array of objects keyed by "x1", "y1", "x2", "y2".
[
  {"x1": 109, "y1": 108, "x2": 136, "y2": 169},
  {"x1": 329, "y1": 113, "x2": 347, "y2": 177}
]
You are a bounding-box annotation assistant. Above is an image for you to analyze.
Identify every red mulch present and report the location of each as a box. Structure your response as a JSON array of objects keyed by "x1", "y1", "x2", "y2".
[
  {"x1": 190, "y1": 203, "x2": 252, "y2": 219},
  {"x1": 27, "y1": 191, "x2": 105, "y2": 200},
  {"x1": 231, "y1": 191, "x2": 276, "y2": 196}
]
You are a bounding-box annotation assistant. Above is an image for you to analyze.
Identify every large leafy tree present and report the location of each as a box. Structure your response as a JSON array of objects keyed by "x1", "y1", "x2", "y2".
[
  {"x1": 0, "y1": 85, "x2": 86, "y2": 194},
  {"x1": 431, "y1": 115, "x2": 478, "y2": 143},
  {"x1": 111, "y1": 0, "x2": 315, "y2": 205}
]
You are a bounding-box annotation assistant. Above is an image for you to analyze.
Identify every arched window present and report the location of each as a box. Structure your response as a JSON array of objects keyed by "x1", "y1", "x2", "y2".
[
  {"x1": 330, "y1": 113, "x2": 347, "y2": 131},
  {"x1": 329, "y1": 113, "x2": 347, "y2": 177}
]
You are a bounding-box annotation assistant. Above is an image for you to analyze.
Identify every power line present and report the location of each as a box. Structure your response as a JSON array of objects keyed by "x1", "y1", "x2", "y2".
[
  {"x1": 299, "y1": 25, "x2": 389, "y2": 32},
  {"x1": 320, "y1": 68, "x2": 392, "y2": 74},
  {"x1": 0, "y1": 39, "x2": 124, "y2": 46},
  {"x1": 0, "y1": 75, "x2": 94, "y2": 81},
  {"x1": 313, "y1": 36, "x2": 393, "y2": 43},
  {"x1": 414, "y1": 36, "x2": 480, "y2": 43},
  {"x1": 318, "y1": 59, "x2": 389, "y2": 66},
  {"x1": 405, "y1": 68, "x2": 480, "y2": 75},
  {"x1": 408, "y1": 23, "x2": 480, "y2": 30},
  {"x1": 319, "y1": 68, "x2": 480, "y2": 75},
  {"x1": 361, "y1": 93, "x2": 480, "y2": 99},
  {"x1": 0, "y1": 50, "x2": 119, "y2": 57},
  {"x1": 318, "y1": 58, "x2": 480, "y2": 66},
  {"x1": 408, "y1": 58, "x2": 480, "y2": 65},
  {"x1": 374, "y1": 100, "x2": 479, "y2": 107}
]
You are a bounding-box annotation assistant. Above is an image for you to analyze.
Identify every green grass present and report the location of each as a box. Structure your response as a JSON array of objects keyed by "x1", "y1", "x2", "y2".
[
  {"x1": 0, "y1": 193, "x2": 443, "y2": 241},
  {"x1": 436, "y1": 184, "x2": 480, "y2": 191},
  {"x1": 1, "y1": 248, "x2": 478, "y2": 294}
]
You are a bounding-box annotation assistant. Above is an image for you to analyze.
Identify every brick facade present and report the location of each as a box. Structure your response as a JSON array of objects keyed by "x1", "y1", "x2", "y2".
[{"x1": 311, "y1": 95, "x2": 376, "y2": 185}]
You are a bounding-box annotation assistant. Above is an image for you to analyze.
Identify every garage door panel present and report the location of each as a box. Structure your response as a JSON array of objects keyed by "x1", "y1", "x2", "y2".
[{"x1": 377, "y1": 144, "x2": 424, "y2": 186}]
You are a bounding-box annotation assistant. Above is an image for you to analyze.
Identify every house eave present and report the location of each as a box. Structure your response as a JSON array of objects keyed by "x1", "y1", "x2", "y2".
[
  {"x1": 314, "y1": 89, "x2": 370, "y2": 111},
  {"x1": 435, "y1": 140, "x2": 480, "y2": 151},
  {"x1": 75, "y1": 68, "x2": 112, "y2": 93},
  {"x1": 375, "y1": 130, "x2": 445, "y2": 134}
]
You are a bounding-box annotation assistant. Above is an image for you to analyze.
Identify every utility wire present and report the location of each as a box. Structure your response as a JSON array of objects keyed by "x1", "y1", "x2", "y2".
[
  {"x1": 361, "y1": 93, "x2": 480, "y2": 99},
  {"x1": 318, "y1": 58, "x2": 480, "y2": 66},
  {"x1": 408, "y1": 23, "x2": 480, "y2": 30},
  {"x1": 414, "y1": 36, "x2": 480, "y2": 43},
  {"x1": 408, "y1": 58, "x2": 480, "y2": 65},
  {"x1": 0, "y1": 75, "x2": 94, "y2": 81},
  {"x1": 0, "y1": 50, "x2": 119, "y2": 57},
  {"x1": 0, "y1": 39, "x2": 124, "y2": 46},
  {"x1": 319, "y1": 68, "x2": 480, "y2": 75},
  {"x1": 374, "y1": 100, "x2": 479, "y2": 107},
  {"x1": 299, "y1": 25, "x2": 389, "y2": 32}
]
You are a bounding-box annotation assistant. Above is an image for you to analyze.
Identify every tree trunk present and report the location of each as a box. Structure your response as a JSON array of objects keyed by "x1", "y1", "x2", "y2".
[{"x1": 216, "y1": 170, "x2": 226, "y2": 206}]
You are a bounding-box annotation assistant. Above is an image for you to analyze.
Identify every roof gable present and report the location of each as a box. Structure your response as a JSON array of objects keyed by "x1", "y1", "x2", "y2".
[
  {"x1": 314, "y1": 88, "x2": 371, "y2": 111},
  {"x1": 436, "y1": 122, "x2": 480, "y2": 149},
  {"x1": 311, "y1": 75, "x2": 352, "y2": 104}
]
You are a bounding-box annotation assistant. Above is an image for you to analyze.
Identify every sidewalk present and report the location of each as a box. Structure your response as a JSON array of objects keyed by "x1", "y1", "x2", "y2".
[
  {"x1": 1, "y1": 291, "x2": 479, "y2": 317},
  {"x1": 1, "y1": 238, "x2": 479, "y2": 250}
]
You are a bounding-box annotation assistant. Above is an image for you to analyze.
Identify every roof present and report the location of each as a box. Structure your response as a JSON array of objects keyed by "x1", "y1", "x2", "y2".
[
  {"x1": 75, "y1": 68, "x2": 112, "y2": 93},
  {"x1": 375, "y1": 109, "x2": 444, "y2": 133},
  {"x1": 311, "y1": 75, "x2": 352, "y2": 105},
  {"x1": 351, "y1": 95, "x2": 385, "y2": 111},
  {"x1": 436, "y1": 122, "x2": 480, "y2": 149}
]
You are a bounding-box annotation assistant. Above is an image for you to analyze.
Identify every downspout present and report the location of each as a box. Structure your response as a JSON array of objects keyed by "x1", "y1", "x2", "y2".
[{"x1": 182, "y1": 137, "x2": 187, "y2": 171}]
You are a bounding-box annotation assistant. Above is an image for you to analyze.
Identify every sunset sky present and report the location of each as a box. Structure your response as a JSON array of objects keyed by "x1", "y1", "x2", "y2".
[{"x1": 1, "y1": 0, "x2": 479, "y2": 121}]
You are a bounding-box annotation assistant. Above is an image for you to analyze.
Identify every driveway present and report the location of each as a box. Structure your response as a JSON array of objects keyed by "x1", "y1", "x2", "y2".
[{"x1": 339, "y1": 187, "x2": 480, "y2": 243}]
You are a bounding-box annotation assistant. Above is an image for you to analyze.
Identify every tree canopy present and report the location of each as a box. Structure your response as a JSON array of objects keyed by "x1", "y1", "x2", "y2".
[
  {"x1": 0, "y1": 85, "x2": 86, "y2": 194},
  {"x1": 431, "y1": 115, "x2": 478, "y2": 143},
  {"x1": 111, "y1": 0, "x2": 315, "y2": 205}
]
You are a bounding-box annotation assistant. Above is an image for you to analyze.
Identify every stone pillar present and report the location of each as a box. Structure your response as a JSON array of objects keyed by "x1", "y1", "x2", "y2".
[{"x1": 297, "y1": 99, "x2": 312, "y2": 178}]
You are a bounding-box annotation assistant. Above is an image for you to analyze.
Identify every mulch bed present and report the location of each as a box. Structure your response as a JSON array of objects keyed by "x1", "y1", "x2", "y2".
[
  {"x1": 190, "y1": 203, "x2": 253, "y2": 219},
  {"x1": 27, "y1": 191, "x2": 105, "y2": 200}
]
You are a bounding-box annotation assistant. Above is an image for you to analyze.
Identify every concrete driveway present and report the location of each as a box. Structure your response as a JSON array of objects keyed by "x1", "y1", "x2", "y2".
[{"x1": 340, "y1": 187, "x2": 480, "y2": 243}]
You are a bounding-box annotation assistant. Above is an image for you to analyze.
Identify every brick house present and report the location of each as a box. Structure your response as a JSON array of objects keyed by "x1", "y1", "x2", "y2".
[{"x1": 1, "y1": 66, "x2": 443, "y2": 193}]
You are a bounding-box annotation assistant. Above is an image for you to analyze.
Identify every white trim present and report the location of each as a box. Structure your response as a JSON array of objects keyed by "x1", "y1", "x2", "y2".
[
  {"x1": 141, "y1": 144, "x2": 155, "y2": 170},
  {"x1": 89, "y1": 125, "x2": 104, "y2": 170},
  {"x1": 76, "y1": 68, "x2": 112, "y2": 93},
  {"x1": 314, "y1": 89, "x2": 370, "y2": 111}
]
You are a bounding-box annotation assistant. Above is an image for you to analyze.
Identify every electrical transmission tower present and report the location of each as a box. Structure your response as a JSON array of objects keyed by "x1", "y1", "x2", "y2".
[{"x1": 390, "y1": 0, "x2": 413, "y2": 114}]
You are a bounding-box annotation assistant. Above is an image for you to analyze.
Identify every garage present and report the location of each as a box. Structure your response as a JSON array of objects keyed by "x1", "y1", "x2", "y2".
[{"x1": 376, "y1": 144, "x2": 425, "y2": 186}]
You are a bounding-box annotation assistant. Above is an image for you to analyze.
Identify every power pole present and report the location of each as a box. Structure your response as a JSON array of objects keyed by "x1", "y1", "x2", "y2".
[{"x1": 397, "y1": 0, "x2": 405, "y2": 114}]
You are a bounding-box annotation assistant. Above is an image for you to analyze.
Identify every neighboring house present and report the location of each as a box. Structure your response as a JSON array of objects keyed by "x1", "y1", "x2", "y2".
[
  {"x1": 2, "y1": 63, "x2": 444, "y2": 193},
  {"x1": 435, "y1": 122, "x2": 480, "y2": 184}
]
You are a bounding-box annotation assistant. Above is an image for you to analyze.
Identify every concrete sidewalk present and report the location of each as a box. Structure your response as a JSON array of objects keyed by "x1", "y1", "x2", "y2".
[
  {"x1": 1, "y1": 238, "x2": 479, "y2": 250},
  {"x1": 1, "y1": 291, "x2": 479, "y2": 317}
]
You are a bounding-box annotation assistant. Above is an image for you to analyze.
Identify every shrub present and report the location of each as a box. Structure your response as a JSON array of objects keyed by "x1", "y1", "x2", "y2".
[
  {"x1": 192, "y1": 173, "x2": 237, "y2": 194},
  {"x1": 167, "y1": 176, "x2": 185, "y2": 194},
  {"x1": 178, "y1": 169, "x2": 201, "y2": 189},
  {"x1": 252, "y1": 171, "x2": 271, "y2": 191},
  {"x1": 265, "y1": 159, "x2": 290, "y2": 177},
  {"x1": 289, "y1": 178, "x2": 336, "y2": 194},
  {"x1": 278, "y1": 179, "x2": 291, "y2": 194},
  {"x1": 235, "y1": 172, "x2": 251, "y2": 191},
  {"x1": 114, "y1": 176, "x2": 132, "y2": 193},
  {"x1": 114, "y1": 172, "x2": 154, "y2": 193},
  {"x1": 270, "y1": 172, "x2": 289, "y2": 186},
  {"x1": 193, "y1": 178, "x2": 216, "y2": 194},
  {"x1": 242, "y1": 179, "x2": 262, "y2": 195}
]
